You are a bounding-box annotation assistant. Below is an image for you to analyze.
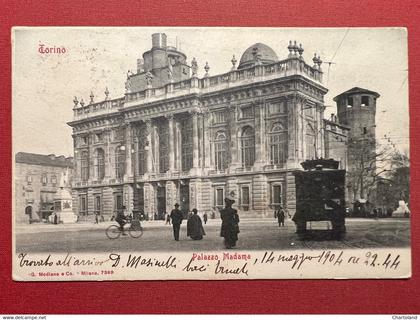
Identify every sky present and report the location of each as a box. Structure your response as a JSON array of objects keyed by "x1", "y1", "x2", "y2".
[{"x1": 12, "y1": 27, "x2": 409, "y2": 157}]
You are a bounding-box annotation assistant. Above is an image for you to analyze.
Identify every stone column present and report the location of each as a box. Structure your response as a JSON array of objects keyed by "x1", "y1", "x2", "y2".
[
  {"x1": 254, "y1": 101, "x2": 265, "y2": 170},
  {"x1": 105, "y1": 129, "x2": 112, "y2": 180},
  {"x1": 165, "y1": 180, "x2": 176, "y2": 213},
  {"x1": 228, "y1": 104, "x2": 240, "y2": 172},
  {"x1": 192, "y1": 111, "x2": 199, "y2": 169},
  {"x1": 88, "y1": 133, "x2": 95, "y2": 181},
  {"x1": 143, "y1": 182, "x2": 155, "y2": 218},
  {"x1": 144, "y1": 119, "x2": 154, "y2": 174},
  {"x1": 203, "y1": 111, "x2": 211, "y2": 169},
  {"x1": 124, "y1": 123, "x2": 133, "y2": 178},
  {"x1": 167, "y1": 113, "x2": 175, "y2": 171},
  {"x1": 175, "y1": 120, "x2": 181, "y2": 171},
  {"x1": 189, "y1": 179, "x2": 202, "y2": 211},
  {"x1": 123, "y1": 184, "x2": 134, "y2": 212},
  {"x1": 287, "y1": 95, "x2": 299, "y2": 168}
]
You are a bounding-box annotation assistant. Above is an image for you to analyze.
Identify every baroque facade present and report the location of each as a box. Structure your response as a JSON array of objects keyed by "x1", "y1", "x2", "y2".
[
  {"x1": 14, "y1": 152, "x2": 74, "y2": 223},
  {"x1": 68, "y1": 33, "x2": 334, "y2": 219}
]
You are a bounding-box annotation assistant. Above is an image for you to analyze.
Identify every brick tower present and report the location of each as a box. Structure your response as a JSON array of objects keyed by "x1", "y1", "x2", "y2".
[{"x1": 333, "y1": 87, "x2": 380, "y2": 203}]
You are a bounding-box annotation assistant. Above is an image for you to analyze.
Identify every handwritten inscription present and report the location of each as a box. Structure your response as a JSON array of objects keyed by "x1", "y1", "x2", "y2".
[{"x1": 17, "y1": 249, "x2": 404, "y2": 280}]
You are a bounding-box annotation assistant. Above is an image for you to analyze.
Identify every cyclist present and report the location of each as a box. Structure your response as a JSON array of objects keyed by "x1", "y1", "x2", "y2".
[{"x1": 115, "y1": 205, "x2": 129, "y2": 235}]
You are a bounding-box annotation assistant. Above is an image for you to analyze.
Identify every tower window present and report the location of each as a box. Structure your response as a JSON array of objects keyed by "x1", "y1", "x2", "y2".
[
  {"x1": 347, "y1": 97, "x2": 354, "y2": 108},
  {"x1": 361, "y1": 96, "x2": 370, "y2": 107}
]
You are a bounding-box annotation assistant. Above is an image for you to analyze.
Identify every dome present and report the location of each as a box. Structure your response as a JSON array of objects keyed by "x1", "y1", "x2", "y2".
[{"x1": 238, "y1": 43, "x2": 279, "y2": 69}]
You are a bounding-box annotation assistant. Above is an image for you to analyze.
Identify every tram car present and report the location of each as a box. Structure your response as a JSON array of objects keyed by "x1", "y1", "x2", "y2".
[{"x1": 293, "y1": 159, "x2": 346, "y2": 239}]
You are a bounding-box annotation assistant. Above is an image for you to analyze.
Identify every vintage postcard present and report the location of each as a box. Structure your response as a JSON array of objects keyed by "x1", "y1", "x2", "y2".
[{"x1": 12, "y1": 27, "x2": 410, "y2": 281}]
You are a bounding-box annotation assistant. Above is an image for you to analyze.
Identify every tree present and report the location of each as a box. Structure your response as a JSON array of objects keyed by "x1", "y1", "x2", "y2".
[{"x1": 346, "y1": 138, "x2": 395, "y2": 202}]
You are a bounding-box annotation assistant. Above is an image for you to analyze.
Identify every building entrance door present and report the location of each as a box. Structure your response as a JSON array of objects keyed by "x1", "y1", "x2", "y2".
[
  {"x1": 156, "y1": 186, "x2": 166, "y2": 220},
  {"x1": 25, "y1": 206, "x2": 32, "y2": 223},
  {"x1": 180, "y1": 184, "x2": 190, "y2": 218}
]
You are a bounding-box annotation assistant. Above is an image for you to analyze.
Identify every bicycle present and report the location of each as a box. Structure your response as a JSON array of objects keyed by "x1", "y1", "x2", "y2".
[{"x1": 105, "y1": 216, "x2": 144, "y2": 239}]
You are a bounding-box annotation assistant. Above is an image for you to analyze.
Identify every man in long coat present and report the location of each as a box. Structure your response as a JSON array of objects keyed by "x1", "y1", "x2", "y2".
[
  {"x1": 187, "y1": 208, "x2": 206, "y2": 240},
  {"x1": 220, "y1": 197, "x2": 240, "y2": 249},
  {"x1": 277, "y1": 206, "x2": 285, "y2": 227},
  {"x1": 170, "y1": 203, "x2": 183, "y2": 241}
]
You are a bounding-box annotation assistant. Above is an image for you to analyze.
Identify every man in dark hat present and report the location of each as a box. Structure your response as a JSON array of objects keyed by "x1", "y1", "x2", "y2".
[
  {"x1": 277, "y1": 205, "x2": 285, "y2": 227},
  {"x1": 220, "y1": 196, "x2": 240, "y2": 249},
  {"x1": 170, "y1": 203, "x2": 183, "y2": 241}
]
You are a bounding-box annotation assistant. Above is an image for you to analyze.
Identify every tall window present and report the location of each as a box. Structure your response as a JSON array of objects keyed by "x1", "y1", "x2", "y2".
[
  {"x1": 305, "y1": 124, "x2": 316, "y2": 160},
  {"x1": 114, "y1": 193, "x2": 123, "y2": 213},
  {"x1": 79, "y1": 195, "x2": 87, "y2": 215},
  {"x1": 214, "y1": 131, "x2": 227, "y2": 171},
  {"x1": 240, "y1": 186, "x2": 250, "y2": 211},
  {"x1": 269, "y1": 123, "x2": 287, "y2": 166},
  {"x1": 272, "y1": 184, "x2": 282, "y2": 205},
  {"x1": 158, "y1": 122, "x2": 169, "y2": 173},
  {"x1": 95, "y1": 148, "x2": 105, "y2": 180},
  {"x1": 181, "y1": 117, "x2": 193, "y2": 171},
  {"x1": 115, "y1": 146, "x2": 126, "y2": 179},
  {"x1": 94, "y1": 195, "x2": 101, "y2": 215},
  {"x1": 81, "y1": 151, "x2": 89, "y2": 181},
  {"x1": 41, "y1": 174, "x2": 47, "y2": 186},
  {"x1": 241, "y1": 126, "x2": 255, "y2": 167},
  {"x1": 215, "y1": 188, "x2": 224, "y2": 208}
]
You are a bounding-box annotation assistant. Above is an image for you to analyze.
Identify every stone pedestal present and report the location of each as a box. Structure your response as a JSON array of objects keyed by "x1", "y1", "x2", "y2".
[{"x1": 51, "y1": 187, "x2": 78, "y2": 224}]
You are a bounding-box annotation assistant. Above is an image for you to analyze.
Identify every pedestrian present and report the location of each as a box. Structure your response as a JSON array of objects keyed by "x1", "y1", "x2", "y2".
[
  {"x1": 203, "y1": 212, "x2": 208, "y2": 225},
  {"x1": 187, "y1": 208, "x2": 206, "y2": 240},
  {"x1": 220, "y1": 196, "x2": 240, "y2": 249},
  {"x1": 94, "y1": 211, "x2": 99, "y2": 224},
  {"x1": 165, "y1": 212, "x2": 171, "y2": 225},
  {"x1": 277, "y1": 206, "x2": 285, "y2": 227},
  {"x1": 170, "y1": 203, "x2": 183, "y2": 241}
]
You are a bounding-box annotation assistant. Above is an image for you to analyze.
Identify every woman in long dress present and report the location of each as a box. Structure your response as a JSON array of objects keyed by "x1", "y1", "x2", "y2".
[{"x1": 187, "y1": 208, "x2": 206, "y2": 240}]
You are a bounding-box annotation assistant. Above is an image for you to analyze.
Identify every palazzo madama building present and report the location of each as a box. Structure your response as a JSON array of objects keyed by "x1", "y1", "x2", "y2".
[{"x1": 68, "y1": 33, "x2": 340, "y2": 219}]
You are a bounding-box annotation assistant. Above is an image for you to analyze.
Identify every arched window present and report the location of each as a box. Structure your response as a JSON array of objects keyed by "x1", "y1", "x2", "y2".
[
  {"x1": 95, "y1": 148, "x2": 105, "y2": 180},
  {"x1": 81, "y1": 151, "x2": 89, "y2": 181},
  {"x1": 269, "y1": 123, "x2": 287, "y2": 166},
  {"x1": 305, "y1": 124, "x2": 316, "y2": 160},
  {"x1": 241, "y1": 126, "x2": 255, "y2": 167},
  {"x1": 214, "y1": 131, "x2": 227, "y2": 171},
  {"x1": 181, "y1": 117, "x2": 193, "y2": 171},
  {"x1": 115, "y1": 146, "x2": 126, "y2": 179}
]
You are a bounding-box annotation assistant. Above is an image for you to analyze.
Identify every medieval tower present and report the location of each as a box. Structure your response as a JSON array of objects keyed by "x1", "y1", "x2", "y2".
[{"x1": 333, "y1": 87, "x2": 380, "y2": 203}]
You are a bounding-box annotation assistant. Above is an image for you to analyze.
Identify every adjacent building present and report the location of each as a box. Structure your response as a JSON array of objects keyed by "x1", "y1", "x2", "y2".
[{"x1": 14, "y1": 152, "x2": 74, "y2": 223}]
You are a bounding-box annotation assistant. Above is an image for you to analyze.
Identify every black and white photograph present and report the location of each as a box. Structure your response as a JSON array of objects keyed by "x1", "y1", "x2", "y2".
[{"x1": 12, "y1": 27, "x2": 410, "y2": 280}]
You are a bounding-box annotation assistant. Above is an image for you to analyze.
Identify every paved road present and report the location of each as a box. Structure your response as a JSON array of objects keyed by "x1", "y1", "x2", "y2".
[{"x1": 15, "y1": 218, "x2": 410, "y2": 253}]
